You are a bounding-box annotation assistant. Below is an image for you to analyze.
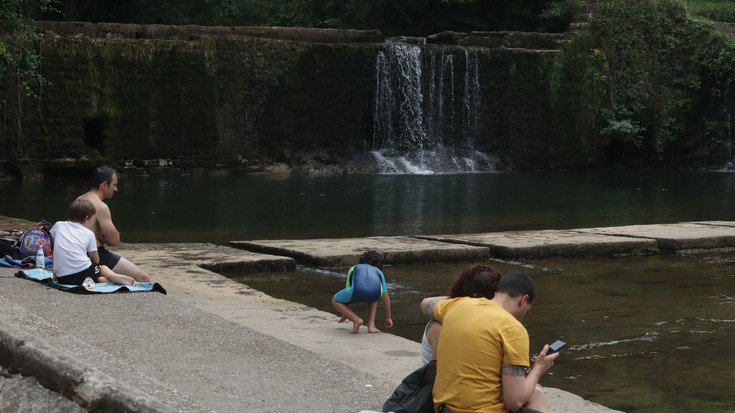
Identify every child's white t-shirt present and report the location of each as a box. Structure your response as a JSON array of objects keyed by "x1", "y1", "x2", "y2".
[{"x1": 50, "y1": 221, "x2": 97, "y2": 276}]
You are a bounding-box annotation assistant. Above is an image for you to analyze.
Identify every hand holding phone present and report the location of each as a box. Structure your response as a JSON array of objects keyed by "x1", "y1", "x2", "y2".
[
  {"x1": 547, "y1": 339, "x2": 567, "y2": 355},
  {"x1": 529, "y1": 339, "x2": 566, "y2": 371}
]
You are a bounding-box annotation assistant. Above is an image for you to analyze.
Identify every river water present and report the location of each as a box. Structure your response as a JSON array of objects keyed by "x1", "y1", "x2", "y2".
[
  {"x1": 4, "y1": 170, "x2": 735, "y2": 242},
  {"x1": 2, "y1": 170, "x2": 735, "y2": 412}
]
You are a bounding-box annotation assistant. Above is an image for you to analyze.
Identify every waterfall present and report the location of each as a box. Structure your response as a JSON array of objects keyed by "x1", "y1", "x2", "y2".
[
  {"x1": 463, "y1": 48, "x2": 481, "y2": 150},
  {"x1": 370, "y1": 41, "x2": 498, "y2": 174},
  {"x1": 373, "y1": 42, "x2": 428, "y2": 152},
  {"x1": 716, "y1": 94, "x2": 735, "y2": 171}
]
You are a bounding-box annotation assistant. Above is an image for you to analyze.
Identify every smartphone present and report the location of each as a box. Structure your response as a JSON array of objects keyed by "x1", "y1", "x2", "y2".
[{"x1": 547, "y1": 339, "x2": 567, "y2": 355}]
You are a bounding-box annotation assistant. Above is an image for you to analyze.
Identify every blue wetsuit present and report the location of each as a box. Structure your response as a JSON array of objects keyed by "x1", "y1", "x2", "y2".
[{"x1": 333, "y1": 263, "x2": 387, "y2": 304}]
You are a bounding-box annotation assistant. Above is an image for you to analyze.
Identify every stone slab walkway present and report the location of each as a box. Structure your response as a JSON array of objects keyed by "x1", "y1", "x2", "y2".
[
  {"x1": 230, "y1": 236, "x2": 489, "y2": 267},
  {"x1": 416, "y1": 229, "x2": 658, "y2": 258},
  {"x1": 230, "y1": 221, "x2": 735, "y2": 264},
  {"x1": 575, "y1": 221, "x2": 735, "y2": 251}
]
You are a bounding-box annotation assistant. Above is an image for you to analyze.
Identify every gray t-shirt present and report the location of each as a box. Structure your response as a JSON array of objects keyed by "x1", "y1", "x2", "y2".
[{"x1": 421, "y1": 319, "x2": 435, "y2": 365}]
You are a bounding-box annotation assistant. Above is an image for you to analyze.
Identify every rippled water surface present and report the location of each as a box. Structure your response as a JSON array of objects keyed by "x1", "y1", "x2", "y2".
[{"x1": 227, "y1": 253, "x2": 735, "y2": 413}]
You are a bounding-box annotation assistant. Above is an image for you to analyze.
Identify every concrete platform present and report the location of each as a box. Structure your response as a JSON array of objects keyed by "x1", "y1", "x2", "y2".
[
  {"x1": 22, "y1": 215, "x2": 735, "y2": 412},
  {"x1": 110, "y1": 242, "x2": 297, "y2": 273},
  {"x1": 229, "y1": 236, "x2": 490, "y2": 267},
  {"x1": 575, "y1": 221, "x2": 735, "y2": 251},
  {"x1": 4, "y1": 216, "x2": 735, "y2": 412},
  {"x1": 415, "y1": 230, "x2": 659, "y2": 259},
  {"x1": 0, "y1": 240, "x2": 622, "y2": 413},
  {"x1": 229, "y1": 221, "x2": 735, "y2": 264},
  {"x1": 695, "y1": 221, "x2": 735, "y2": 227}
]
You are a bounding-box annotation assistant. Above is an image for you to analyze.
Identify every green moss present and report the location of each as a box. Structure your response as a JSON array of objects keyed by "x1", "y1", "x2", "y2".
[
  {"x1": 28, "y1": 37, "x2": 219, "y2": 158},
  {"x1": 631, "y1": 246, "x2": 660, "y2": 255}
]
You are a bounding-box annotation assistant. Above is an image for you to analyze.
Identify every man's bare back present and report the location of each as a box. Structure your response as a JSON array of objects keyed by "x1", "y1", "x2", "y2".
[
  {"x1": 76, "y1": 192, "x2": 109, "y2": 247},
  {"x1": 78, "y1": 166, "x2": 150, "y2": 282}
]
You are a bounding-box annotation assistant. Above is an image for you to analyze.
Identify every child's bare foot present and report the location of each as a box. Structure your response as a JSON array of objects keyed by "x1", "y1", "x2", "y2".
[
  {"x1": 350, "y1": 318, "x2": 364, "y2": 334},
  {"x1": 368, "y1": 326, "x2": 381, "y2": 333},
  {"x1": 338, "y1": 315, "x2": 348, "y2": 323}
]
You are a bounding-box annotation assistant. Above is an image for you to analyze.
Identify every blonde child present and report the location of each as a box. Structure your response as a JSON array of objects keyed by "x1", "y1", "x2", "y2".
[{"x1": 50, "y1": 199, "x2": 136, "y2": 286}]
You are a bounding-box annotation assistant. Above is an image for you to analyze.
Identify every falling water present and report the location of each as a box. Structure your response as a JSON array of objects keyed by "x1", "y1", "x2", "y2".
[
  {"x1": 715, "y1": 101, "x2": 735, "y2": 171},
  {"x1": 728, "y1": 109, "x2": 733, "y2": 165},
  {"x1": 373, "y1": 42, "x2": 428, "y2": 152},
  {"x1": 463, "y1": 48, "x2": 481, "y2": 149},
  {"x1": 370, "y1": 41, "x2": 498, "y2": 174}
]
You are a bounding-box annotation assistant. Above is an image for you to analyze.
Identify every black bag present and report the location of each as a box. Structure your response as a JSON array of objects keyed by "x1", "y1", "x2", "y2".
[
  {"x1": 382, "y1": 361, "x2": 436, "y2": 413},
  {"x1": 0, "y1": 230, "x2": 23, "y2": 258},
  {"x1": 0, "y1": 220, "x2": 53, "y2": 260}
]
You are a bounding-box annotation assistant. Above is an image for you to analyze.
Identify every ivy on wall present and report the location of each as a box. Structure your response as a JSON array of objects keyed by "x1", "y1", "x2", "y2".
[{"x1": 0, "y1": 0, "x2": 54, "y2": 158}]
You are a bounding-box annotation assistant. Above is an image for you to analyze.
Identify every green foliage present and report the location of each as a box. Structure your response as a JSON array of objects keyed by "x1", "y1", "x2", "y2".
[
  {"x1": 44, "y1": 0, "x2": 573, "y2": 36},
  {"x1": 549, "y1": 0, "x2": 735, "y2": 167},
  {"x1": 539, "y1": 0, "x2": 583, "y2": 32},
  {"x1": 1, "y1": 0, "x2": 54, "y2": 157},
  {"x1": 688, "y1": 0, "x2": 735, "y2": 23},
  {"x1": 549, "y1": 33, "x2": 608, "y2": 146},
  {"x1": 601, "y1": 118, "x2": 646, "y2": 146}
]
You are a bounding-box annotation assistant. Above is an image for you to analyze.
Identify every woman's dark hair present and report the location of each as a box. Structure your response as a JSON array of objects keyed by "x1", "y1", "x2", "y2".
[
  {"x1": 359, "y1": 250, "x2": 385, "y2": 269},
  {"x1": 448, "y1": 265, "x2": 503, "y2": 300}
]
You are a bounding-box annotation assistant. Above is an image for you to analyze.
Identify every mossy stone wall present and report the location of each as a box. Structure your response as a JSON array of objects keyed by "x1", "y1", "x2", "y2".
[
  {"x1": 9, "y1": 22, "x2": 569, "y2": 173},
  {"x1": 29, "y1": 31, "x2": 384, "y2": 167},
  {"x1": 36, "y1": 37, "x2": 217, "y2": 159}
]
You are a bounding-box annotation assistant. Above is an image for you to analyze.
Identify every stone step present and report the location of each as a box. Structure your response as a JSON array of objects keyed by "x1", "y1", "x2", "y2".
[
  {"x1": 229, "y1": 236, "x2": 489, "y2": 267},
  {"x1": 229, "y1": 221, "x2": 735, "y2": 266}
]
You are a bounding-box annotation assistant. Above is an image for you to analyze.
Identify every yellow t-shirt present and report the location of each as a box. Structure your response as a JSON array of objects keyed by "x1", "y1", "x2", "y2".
[{"x1": 432, "y1": 297, "x2": 530, "y2": 413}]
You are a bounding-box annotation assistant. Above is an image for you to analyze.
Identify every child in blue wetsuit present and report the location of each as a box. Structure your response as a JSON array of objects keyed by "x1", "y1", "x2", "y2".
[{"x1": 332, "y1": 250, "x2": 393, "y2": 334}]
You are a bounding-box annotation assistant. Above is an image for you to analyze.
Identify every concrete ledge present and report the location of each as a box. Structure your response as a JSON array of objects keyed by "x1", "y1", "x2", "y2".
[
  {"x1": 426, "y1": 30, "x2": 568, "y2": 50},
  {"x1": 694, "y1": 221, "x2": 735, "y2": 228},
  {"x1": 228, "y1": 222, "x2": 735, "y2": 264},
  {"x1": 416, "y1": 230, "x2": 658, "y2": 259},
  {"x1": 7, "y1": 216, "x2": 735, "y2": 267},
  {"x1": 575, "y1": 222, "x2": 735, "y2": 252},
  {"x1": 113, "y1": 242, "x2": 296, "y2": 273},
  {"x1": 229, "y1": 236, "x2": 490, "y2": 267},
  {"x1": 0, "y1": 321, "x2": 174, "y2": 413},
  {"x1": 36, "y1": 21, "x2": 385, "y2": 44}
]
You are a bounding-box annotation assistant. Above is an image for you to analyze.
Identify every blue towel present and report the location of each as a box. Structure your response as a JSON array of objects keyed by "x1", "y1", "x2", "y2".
[
  {"x1": 16, "y1": 268, "x2": 167, "y2": 295},
  {"x1": 0, "y1": 255, "x2": 53, "y2": 268}
]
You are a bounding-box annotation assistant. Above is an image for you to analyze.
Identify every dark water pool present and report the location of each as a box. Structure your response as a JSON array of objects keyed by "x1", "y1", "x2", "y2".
[{"x1": 2, "y1": 170, "x2": 735, "y2": 243}]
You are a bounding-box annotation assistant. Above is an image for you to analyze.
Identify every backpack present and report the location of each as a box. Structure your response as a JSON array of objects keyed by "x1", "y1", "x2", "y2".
[
  {"x1": 15, "y1": 221, "x2": 53, "y2": 258},
  {"x1": 382, "y1": 361, "x2": 436, "y2": 413},
  {"x1": 0, "y1": 230, "x2": 23, "y2": 258}
]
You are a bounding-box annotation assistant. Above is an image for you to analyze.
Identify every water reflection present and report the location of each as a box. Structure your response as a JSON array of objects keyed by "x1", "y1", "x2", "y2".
[{"x1": 2, "y1": 171, "x2": 735, "y2": 244}]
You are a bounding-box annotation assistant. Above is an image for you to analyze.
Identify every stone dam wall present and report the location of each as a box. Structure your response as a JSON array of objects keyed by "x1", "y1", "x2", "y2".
[
  {"x1": 2, "y1": 21, "x2": 577, "y2": 177},
  {"x1": 2, "y1": 10, "x2": 733, "y2": 178}
]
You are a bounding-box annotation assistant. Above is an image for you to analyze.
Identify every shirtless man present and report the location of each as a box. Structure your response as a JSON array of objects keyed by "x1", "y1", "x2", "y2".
[{"x1": 77, "y1": 166, "x2": 150, "y2": 282}]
